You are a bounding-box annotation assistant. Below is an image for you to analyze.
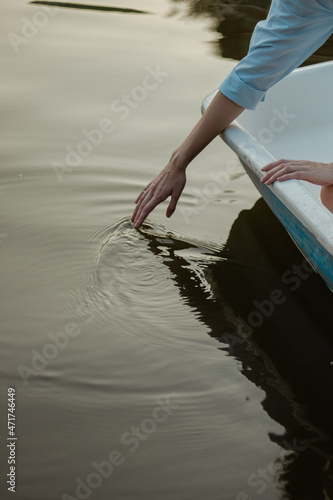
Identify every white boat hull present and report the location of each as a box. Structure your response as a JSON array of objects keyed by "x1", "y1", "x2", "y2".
[{"x1": 202, "y1": 61, "x2": 333, "y2": 291}]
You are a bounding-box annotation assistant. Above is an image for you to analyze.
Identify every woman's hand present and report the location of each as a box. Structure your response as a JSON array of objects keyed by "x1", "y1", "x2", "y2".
[
  {"x1": 260, "y1": 159, "x2": 333, "y2": 186},
  {"x1": 132, "y1": 153, "x2": 187, "y2": 228},
  {"x1": 131, "y1": 91, "x2": 244, "y2": 228}
]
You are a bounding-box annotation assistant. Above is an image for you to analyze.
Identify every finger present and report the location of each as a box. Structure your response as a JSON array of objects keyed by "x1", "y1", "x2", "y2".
[
  {"x1": 263, "y1": 166, "x2": 308, "y2": 185},
  {"x1": 166, "y1": 191, "x2": 179, "y2": 217},
  {"x1": 134, "y1": 183, "x2": 152, "y2": 204},
  {"x1": 133, "y1": 196, "x2": 163, "y2": 228},
  {"x1": 133, "y1": 187, "x2": 164, "y2": 227},
  {"x1": 132, "y1": 187, "x2": 153, "y2": 221},
  {"x1": 132, "y1": 192, "x2": 147, "y2": 220},
  {"x1": 134, "y1": 190, "x2": 146, "y2": 205},
  {"x1": 275, "y1": 170, "x2": 325, "y2": 186},
  {"x1": 261, "y1": 171, "x2": 286, "y2": 184},
  {"x1": 273, "y1": 172, "x2": 304, "y2": 182},
  {"x1": 261, "y1": 163, "x2": 306, "y2": 182},
  {"x1": 260, "y1": 164, "x2": 291, "y2": 183},
  {"x1": 132, "y1": 190, "x2": 154, "y2": 226},
  {"x1": 261, "y1": 159, "x2": 292, "y2": 172},
  {"x1": 132, "y1": 202, "x2": 141, "y2": 222}
]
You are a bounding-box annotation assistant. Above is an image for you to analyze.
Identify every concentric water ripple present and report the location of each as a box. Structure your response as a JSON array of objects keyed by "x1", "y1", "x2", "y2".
[{"x1": 70, "y1": 217, "x2": 228, "y2": 343}]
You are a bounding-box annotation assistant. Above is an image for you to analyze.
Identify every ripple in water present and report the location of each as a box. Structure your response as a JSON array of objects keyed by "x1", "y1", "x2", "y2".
[{"x1": 72, "y1": 217, "x2": 227, "y2": 340}]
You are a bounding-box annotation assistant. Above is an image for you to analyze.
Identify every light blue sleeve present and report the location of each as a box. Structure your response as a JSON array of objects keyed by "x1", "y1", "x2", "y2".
[{"x1": 219, "y1": 0, "x2": 333, "y2": 110}]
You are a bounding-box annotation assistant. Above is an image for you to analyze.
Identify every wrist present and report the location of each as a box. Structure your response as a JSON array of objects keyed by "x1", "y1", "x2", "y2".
[{"x1": 169, "y1": 148, "x2": 189, "y2": 172}]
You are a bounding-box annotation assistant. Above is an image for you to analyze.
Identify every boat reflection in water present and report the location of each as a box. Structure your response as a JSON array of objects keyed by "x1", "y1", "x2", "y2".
[
  {"x1": 140, "y1": 198, "x2": 333, "y2": 499},
  {"x1": 169, "y1": 0, "x2": 333, "y2": 64}
]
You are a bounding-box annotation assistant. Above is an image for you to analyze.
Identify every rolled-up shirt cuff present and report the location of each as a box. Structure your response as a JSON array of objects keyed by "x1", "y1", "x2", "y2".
[{"x1": 219, "y1": 68, "x2": 266, "y2": 110}]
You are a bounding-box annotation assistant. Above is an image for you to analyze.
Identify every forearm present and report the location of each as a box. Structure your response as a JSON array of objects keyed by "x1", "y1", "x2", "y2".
[
  {"x1": 171, "y1": 91, "x2": 244, "y2": 169},
  {"x1": 132, "y1": 91, "x2": 244, "y2": 227},
  {"x1": 220, "y1": 0, "x2": 333, "y2": 110}
]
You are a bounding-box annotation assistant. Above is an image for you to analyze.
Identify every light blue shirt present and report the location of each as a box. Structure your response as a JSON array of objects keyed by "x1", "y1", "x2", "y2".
[{"x1": 219, "y1": 0, "x2": 333, "y2": 109}]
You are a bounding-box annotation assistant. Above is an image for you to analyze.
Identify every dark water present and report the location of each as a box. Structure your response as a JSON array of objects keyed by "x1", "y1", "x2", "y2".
[{"x1": 1, "y1": 1, "x2": 333, "y2": 499}]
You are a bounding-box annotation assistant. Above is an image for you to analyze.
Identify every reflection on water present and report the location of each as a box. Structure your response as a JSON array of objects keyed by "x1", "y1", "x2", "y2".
[
  {"x1": 30, "y1": 1, "x2": 151, "y2": 14},
  {"x1": 140, "y1": 198, "x2": 333, "y2": 498},
  {"x1": 73, "y1": 218, "x2": 179, "y2": 328},
  {"x1": 3, "y1": 0, "x2": 333, "y2": 498},
  {"x1": 170, "y1": 0, "x2": 333, "y2": 63}
]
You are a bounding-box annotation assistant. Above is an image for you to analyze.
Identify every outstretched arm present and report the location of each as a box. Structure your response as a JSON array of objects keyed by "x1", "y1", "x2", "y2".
[
  {"x1": 132, "y1": 0, "x2": 333, "y2": 228},
  {"x1": 132, "y1": 91, "x2": 244, "y2": 228}
]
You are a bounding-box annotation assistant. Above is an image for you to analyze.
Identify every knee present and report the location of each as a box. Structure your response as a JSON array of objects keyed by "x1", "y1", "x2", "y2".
[{"x1": 320, "y1": 186, "x2": 333, "y2": 213}]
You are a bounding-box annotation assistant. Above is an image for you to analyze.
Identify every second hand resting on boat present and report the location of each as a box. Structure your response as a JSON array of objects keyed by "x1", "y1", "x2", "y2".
[{"x1": 132, "y1": 0, "x2": 333, "y2": 228}]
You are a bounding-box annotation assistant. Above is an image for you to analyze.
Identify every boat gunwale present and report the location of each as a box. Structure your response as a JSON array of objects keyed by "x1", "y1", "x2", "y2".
[{"x1": 201, "y1": 64, "x2": 333, "y2": 256}]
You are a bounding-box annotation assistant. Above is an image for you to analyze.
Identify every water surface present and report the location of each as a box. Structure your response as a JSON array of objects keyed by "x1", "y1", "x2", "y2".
[{"x1": 1, "y1": 1, "x2": 333, "y2": 499}]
